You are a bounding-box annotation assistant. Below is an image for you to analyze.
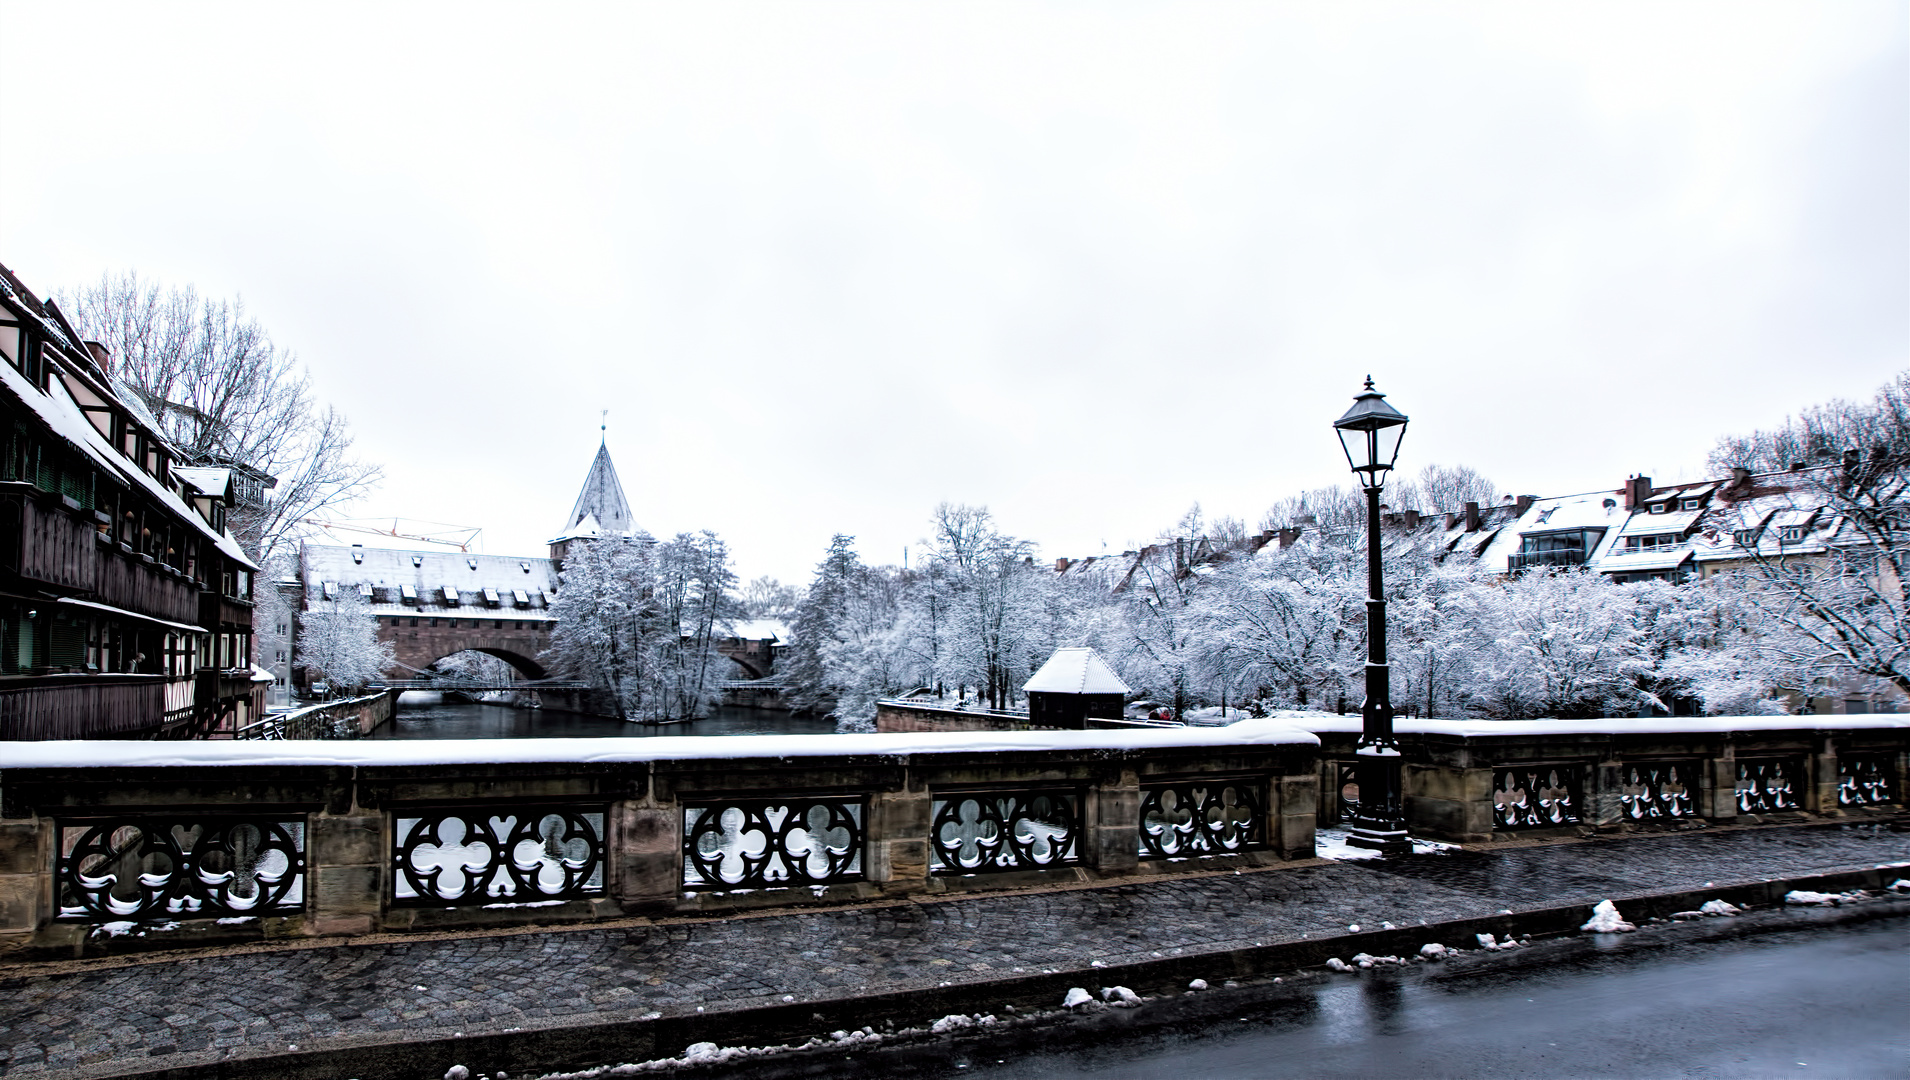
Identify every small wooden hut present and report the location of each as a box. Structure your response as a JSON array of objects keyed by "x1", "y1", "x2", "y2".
[{"x1": 1023, "y1": 647, "x2": 1130, "y2": 729}]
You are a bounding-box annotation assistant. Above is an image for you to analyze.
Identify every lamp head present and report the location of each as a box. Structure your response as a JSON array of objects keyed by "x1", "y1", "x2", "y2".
[{"x1": 1333, "y1": 376, "x2": 1409, "y2": 483}]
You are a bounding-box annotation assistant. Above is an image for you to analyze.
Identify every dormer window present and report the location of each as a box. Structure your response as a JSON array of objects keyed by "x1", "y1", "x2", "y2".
[
  {"x1": 411, "y1": 555, "x2": 424, "y2": 568},
  {"x1": 1680, "y1": 498, "x2": 1702, "y2": 511},
  {"x1": 1780, "y1": 525, "x2": 1807, "y2": 543},
  {"x1": 467, "y1": 557, "x2": 478, "y2": 570},
  {"x1": 520, "y1": 561, "x2": 531, "y2": 573},
  {"x1": 1733, "y1": 528, "x2": 1762, "y2": 547},
  {"x1": 1648, "y1": 502, "x2": 1669, "y2": 514},
  {"x1": 351, "y1": 546, "x2": 364, "y2": 564},
  {"x1": 400, "y1": 584, "x2": 418, "y2": 604}
]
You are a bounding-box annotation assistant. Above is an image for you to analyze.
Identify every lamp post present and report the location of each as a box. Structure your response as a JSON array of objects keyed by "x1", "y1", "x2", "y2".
[{"x1": 1333, "y1": 376, "x2": 1412, "y2": 854}]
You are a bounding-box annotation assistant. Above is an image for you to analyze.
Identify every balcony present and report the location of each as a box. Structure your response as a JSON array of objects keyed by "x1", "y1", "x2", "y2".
[
  {"x1": 0, "y1": 673, "x2": 174, "y2": 739},
  {"x1": 1508, "y1": 548, "x2": 1589, "y2": 572}
]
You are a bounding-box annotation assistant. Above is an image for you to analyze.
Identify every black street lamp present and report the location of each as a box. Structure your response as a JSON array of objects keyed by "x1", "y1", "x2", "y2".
[{"x1": 1333, "y1": 376, "x2": 1412, "y2": 854}]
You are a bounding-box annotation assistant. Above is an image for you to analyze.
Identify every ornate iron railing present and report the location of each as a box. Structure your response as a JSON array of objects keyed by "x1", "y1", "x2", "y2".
[
  {"x1": 1138, "y1": 780, "x2": 1264, "y2": 858},
  {"x1": 392, "y1": 807, "x2": 605, "y2": 905},
  {"x1": 1618, "y1": 761, "x2": 1698, "y2": 820},
  {"x1": 57, "y1": 817, "x2": 305, "y2": 920},
  {"x1": 681, "y1": 798, "x2": 864, "y2": 888},
  {"x1": 1838, "y1": 754, "x2": 1893, "y2": 807},
  {"x1": 1324, "y1": 759, "x2": 1361, "y2": 827},
  {"x1": 930, "y1": 790, "x2": 1079, "y2": 873},
  {"x1": 1735, "y1": 758, "x2": 1802, "y2": 813},
  {"x1": 1492, "y1": 765, "x2": 1583, "y2": 828}
]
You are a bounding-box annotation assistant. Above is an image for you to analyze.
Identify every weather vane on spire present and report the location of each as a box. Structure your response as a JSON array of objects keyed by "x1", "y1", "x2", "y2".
[{"x1": 601, "y1": 409, "x2": 608, "y2": 441}]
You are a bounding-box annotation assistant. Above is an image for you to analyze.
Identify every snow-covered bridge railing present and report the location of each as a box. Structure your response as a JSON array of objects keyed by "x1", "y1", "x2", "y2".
[
  {"x1": 1307, "y1": 715, "x2": 1910, "y2": 843},
  {"x1": 233, "y1": 691, "x2": 394, "y2": 740},
  {"x1": 0, "y1": 722, "x2": 1320, "y2": 956}
]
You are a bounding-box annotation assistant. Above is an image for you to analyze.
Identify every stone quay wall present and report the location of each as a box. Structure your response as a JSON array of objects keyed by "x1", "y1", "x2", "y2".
[
  {"x1": 1310, "y1": 716, "x2": 1910, "y2": 842},
  {"x1": 0, "y1": 723, "x2": 1319, "y2": 959}
]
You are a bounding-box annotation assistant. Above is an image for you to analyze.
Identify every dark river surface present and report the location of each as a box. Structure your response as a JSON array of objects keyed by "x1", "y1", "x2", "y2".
[{"x1": 372, "y1": 698, "x2": 837, "y2": 739}]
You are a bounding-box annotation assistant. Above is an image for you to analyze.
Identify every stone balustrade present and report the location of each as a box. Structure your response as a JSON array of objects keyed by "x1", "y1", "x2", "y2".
[
  {"x1": 0, "y1": 722, "x2": 1320, "y2": 957},
  {"x1": 1309, "y1": 715, "x2": 1910, "y2": 842}
]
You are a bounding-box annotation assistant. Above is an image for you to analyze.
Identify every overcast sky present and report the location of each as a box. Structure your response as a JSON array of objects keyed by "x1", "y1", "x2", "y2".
[{"x1": 2, "y1": 2, "x2": 1904, "y2": 586}]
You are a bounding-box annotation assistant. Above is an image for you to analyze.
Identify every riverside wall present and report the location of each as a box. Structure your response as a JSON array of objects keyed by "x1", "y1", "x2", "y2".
[{"x1": 0, "y1": 724, "x2": 1319, "y2": 958}]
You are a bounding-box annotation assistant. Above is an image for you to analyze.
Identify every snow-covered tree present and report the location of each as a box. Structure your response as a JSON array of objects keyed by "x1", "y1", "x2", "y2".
[
  {"x1": 1708, "y1": 371, "x2": 1910, "y2": 698},
  {"x1": 297, "y1": 590, "x2": 394, "y2": 695},
  {"x1": 544, "y1": 531, "x2": 738, "y2": 723}
]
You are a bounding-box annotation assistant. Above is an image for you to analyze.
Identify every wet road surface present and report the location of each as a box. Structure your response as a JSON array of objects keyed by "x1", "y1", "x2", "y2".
[{"x1": 946, "y1": 915, "x2": 1908, "y2": 1080}]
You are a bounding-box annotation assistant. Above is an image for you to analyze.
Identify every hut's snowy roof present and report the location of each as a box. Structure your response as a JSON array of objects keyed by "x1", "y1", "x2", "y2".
[{"x1": 1024, "y1": 647, "x2": 1130, "y2": 695}]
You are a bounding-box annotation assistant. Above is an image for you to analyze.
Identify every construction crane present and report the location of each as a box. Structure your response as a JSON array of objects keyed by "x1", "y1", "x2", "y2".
[{"x1": 301, "y1": 517, "x2": 483, "y2": 552}]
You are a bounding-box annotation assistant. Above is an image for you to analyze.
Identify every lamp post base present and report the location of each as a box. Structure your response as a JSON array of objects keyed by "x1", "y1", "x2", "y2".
[{"x1": 1345, "y1": 820, "x2": 1414, "y2": 855}]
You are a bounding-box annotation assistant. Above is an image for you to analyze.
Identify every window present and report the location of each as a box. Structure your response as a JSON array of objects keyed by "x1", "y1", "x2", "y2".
[
  {"x1": 1649, "y1": 502, "x2": 1669, "y2": 514},
  {"x1": 1680, "y1": 497, "x2": 1702, "y2": 511},
  {"x1": 1733, "y1": 528, "x2": 1762, "y2": 548},
  {"x1": 1780, "y1": 525, "x2": 1807, "y2": 543},
  {"x1": 1626, "y1": 533, "x2": 1683, "y2": 552},
  {"x1": 411, "y1": 555, "x2": 423, "y2": 568}
]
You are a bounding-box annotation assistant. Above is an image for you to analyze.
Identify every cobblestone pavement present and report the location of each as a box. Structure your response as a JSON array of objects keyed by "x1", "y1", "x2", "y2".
[{"x1": 1, "y1": 823, "x2": 1905, "y2": 1078}]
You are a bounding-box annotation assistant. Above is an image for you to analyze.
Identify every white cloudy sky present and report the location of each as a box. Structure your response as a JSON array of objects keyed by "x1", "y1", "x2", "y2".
[{"x1": 2, "y1": 2, "x2": 1904, "y2": 585}]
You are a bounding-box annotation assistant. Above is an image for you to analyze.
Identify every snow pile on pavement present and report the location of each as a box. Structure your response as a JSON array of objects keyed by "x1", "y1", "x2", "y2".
[
  {"x1": 1350, "y1": 953, "x2": 1408, "y2": 968},
  {"x1": 1475, "y1": 933, "x2": 1523, "y2": 951},
  {"x1": 1783, "y1": 889, "x2": 1867, "y2": 906},
  {"x1": 1325, "y1": 958, "x2": 1355, "y2": 972},
  {"x1": 1187, "y1": 978, "x2": 1209, "y2": 991},
  {"x1": 1101, "y1": 986, "x2": 1143, "y2": 1007},
  {"x1": 1419, "y1": 943, "x2": 1450, "y2": 960},
  {"x1": 1890, "y1": 879, "x2": 1910, "y2": 892},
  {"x1": 1062, "y1": 987, "x2": 1094, "y2": 1009},
  {"x1": 1581, "y1": 900, "x2": 1636, "y2": 933}
]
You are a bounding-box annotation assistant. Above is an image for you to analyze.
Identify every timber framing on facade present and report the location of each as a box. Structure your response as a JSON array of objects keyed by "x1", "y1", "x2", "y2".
[{"x1": 0, "y1": 261, "x2": 265, "y2": 739}]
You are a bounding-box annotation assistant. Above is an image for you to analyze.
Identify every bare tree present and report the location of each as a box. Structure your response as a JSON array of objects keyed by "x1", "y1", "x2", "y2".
[{"x1": 58, "y1": 271, "x2": 381, "y2": 560}]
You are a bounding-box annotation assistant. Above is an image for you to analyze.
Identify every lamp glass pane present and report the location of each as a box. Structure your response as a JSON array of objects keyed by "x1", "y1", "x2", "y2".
[
  {"x1": 1373, "y1": 422, "x2": 1406, "y2": 472},
  {"x1": 1336, "y1": 425, "x2": 1366, "y2": 473}
]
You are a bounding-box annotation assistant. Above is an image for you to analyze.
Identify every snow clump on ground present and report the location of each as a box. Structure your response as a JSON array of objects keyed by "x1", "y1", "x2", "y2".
[
  {"x1": 1581, "y1": 900, "x2": 1636, "y2": 933},
  {"x1": 1101, "y1": 986, "x2": 1143, "y2": 1007},
  {"x1": 1419, "y1": 943, "x2": 1450, "y2": 960},
  {"x1": 1062, "y1": 987, "x2": 1093, "y2": 1009},
  {"x1": 1890, "y1": 879, "x2": 1910, "y2": 892},
  {"x1": 1784, "y1": 889, "x2": 1867, "y2": 906}
]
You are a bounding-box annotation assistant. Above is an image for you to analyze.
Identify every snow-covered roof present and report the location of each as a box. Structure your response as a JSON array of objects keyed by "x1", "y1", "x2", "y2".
[
  {"x1": 0, "y1": 306, "x2": 256, "y2": 570},
  {"x1": 173, "y1": 466, "x2": 232, "y2": 500},
  {"x1": 551, "y1": 443, "x2": 638, "y2": 543},
  {"x1": 1617, "y1": 508, "x2": 1702, "y2": 536},
  {"x1": 1024, "y1": 646, "x2": 1131, "y2": 695},
  {"x1": 0, "y1": 718, "x2": 1320, "y2": 768},
  {"x1": 721, "y1": 618, "x2": 790, "y2": 643},
  {"x1": 1595, "y1": 549, "x2": 1693, "y2": 574},
  {"x1": 301, "y1": 543, "x2": 559, "y2": 618}
]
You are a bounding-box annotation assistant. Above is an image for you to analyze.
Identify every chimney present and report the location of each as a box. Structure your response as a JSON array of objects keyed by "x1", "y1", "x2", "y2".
[
  {"x1": 1514, "y1": 495, "x2": 1535, "y2": 515},
  {"x1": 84, "y1": 341, "x2": 112, "y2": 375},
  {"x1": 1403, "y1": 509, "x2": 1421, "y2": 529},
  {"x1": 1444, "y1": 512, "x2": 1457, "y2": 530},
  {"x1": 1054, "y1": 557, "x2": 1070, "y2": 572},
  {"x1": 1623, "y1": 475, "x2": 1653, "y2": 509},
  {"x1": 1464, "y1": 501, "x2": 1480, "y2": 532},
  {"x1": 1278, "y1": 527, "x2": 1300, "y2": 549}
]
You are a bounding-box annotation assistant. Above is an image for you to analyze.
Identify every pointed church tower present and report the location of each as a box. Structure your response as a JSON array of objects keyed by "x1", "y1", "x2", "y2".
[{"x1": 550, "y1": 434, "x2": 638, "y2": 562}]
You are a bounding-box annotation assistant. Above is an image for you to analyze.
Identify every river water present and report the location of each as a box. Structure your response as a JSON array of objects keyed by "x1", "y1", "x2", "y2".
[{"x1": 372, "y1": 698, "x2": 838, "y2": 740}]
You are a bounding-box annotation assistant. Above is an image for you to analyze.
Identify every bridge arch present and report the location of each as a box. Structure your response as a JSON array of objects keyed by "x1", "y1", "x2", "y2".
[{"x1": 417, "y1": 647, "x2": 550, "y2": 681}]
